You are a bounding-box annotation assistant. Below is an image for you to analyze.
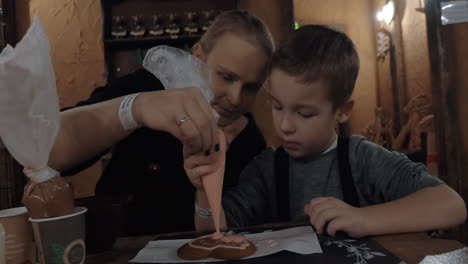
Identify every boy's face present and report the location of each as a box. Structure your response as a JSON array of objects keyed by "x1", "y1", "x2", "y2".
[{"x1": 269, "y1": 69, "x2": 345, "y2": 159}]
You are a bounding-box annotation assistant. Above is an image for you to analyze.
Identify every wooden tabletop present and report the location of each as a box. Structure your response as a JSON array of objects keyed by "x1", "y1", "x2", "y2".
[{"x1": 86, "y1": 231, "x2": 465, "y2": 264}]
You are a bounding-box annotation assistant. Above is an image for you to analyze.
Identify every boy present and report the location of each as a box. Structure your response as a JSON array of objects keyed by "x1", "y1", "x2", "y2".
[{"x1": 185, "y1": 25, "x2": 466, "y2": 238}]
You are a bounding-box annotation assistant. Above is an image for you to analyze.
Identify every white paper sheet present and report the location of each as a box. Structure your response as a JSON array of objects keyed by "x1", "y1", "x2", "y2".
[
  {"x1": 419, "y1": 247, "x2": 468, "y2": 264},
  {"x1": 130, "y1": 226, "x2": 322, "y2": 263}
]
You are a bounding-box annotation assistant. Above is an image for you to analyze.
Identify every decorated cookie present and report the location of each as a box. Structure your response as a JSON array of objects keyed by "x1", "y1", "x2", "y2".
[{"x1": 178, "y1": 234, "x2": 257, "y2": 260}]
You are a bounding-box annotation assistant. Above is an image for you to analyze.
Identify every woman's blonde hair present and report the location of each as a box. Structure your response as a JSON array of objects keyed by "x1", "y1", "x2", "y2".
[{"x1": 198, "y1": 10, "x2": 275, "y2": 57}]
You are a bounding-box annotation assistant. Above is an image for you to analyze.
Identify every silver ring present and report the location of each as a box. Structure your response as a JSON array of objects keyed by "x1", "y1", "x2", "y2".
[{"x1": 177, "y1": 116, "x2": 192, "y2": 126}]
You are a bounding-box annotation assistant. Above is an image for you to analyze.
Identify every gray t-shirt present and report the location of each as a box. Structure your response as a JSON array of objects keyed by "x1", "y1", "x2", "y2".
[{"x1": 223, "y1": 135, "x2": 444, "y2": 227}]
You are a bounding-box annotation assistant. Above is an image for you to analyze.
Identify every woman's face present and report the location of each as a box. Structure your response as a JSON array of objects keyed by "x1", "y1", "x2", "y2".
[{"x1": 195, "y1": 33, "x2": 270, "y2": 126}]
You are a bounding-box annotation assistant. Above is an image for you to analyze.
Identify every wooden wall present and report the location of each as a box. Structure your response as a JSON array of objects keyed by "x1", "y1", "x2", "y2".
[
  {"x1": 425, "y1": 0, "x2": 468, "y2": 243},
  {"x1": 294, "y1": 0, "x2": 378, "y2": 135}
]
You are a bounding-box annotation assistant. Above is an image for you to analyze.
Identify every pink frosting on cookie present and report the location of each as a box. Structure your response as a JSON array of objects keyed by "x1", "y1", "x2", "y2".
[
  {"x1": 210, "y1": 232, "x2": 247, "y2": 243},
  {"x1": 220, "y1": 234, "x2": 248, "y2": 244},
  {"x1": 211, "y1": 231, "x2": 224, "y2": 240},
  {"x1": 188, "y1": 233, "x2": 251, "y2": 251}
]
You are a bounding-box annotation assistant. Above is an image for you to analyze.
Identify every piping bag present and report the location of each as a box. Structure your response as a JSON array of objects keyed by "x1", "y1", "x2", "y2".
[
  {"x1": 200, "y1": 129, "x2": 227, "y2": 237},
  {"x1": 143, "y1": 46, "x2": 225, "y2": 235},
  {"x1": 0, "y1": 17, "x2": 74, "y2": 219}
]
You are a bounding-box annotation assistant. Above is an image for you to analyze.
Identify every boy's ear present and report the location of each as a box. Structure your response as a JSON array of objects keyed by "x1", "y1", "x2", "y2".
[
  {"x1": 336, "y1": 97, "x2": 354, "y2": 123},
  {"x1": 192, "y1": 43, "x2": 205, "y2": 60}
]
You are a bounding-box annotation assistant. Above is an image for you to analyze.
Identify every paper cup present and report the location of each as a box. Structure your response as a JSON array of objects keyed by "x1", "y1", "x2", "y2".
[
  {"x1": 30, "y1": 207, "x2": 87, "y2": 264},
  {"x1": 0, "y1": 207, "x2": 35, "y2": 264}
]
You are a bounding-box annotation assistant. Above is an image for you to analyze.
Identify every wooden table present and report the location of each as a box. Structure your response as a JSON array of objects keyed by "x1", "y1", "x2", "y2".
[{"x1": 86, "y1": 231, "x2": 465, "y2": 264}]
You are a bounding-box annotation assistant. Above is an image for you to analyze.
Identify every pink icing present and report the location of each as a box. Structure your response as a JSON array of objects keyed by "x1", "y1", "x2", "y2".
[
  {"x1": 211, "y1": 231, "x2": 224, "y2": 240},
  {"x1": 209, "y1": 232, "x2": 247, "y2": 243},
  {"x1": 219, "y1": 234, "x2": 248, "y2": 243},
  {"x1": 201, "y1": 129, "x2": 227, "y2": 233},
  {"x1": 188, "y1": 233, "x2": 251, "y2": 251}
]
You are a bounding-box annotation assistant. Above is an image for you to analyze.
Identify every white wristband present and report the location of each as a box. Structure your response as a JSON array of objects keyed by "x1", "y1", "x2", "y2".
[
  {"x1": 119, "y1": 93, "x2": 141, "y2": 131},
  {"x1": 195, "y1": 202, "x2": 212, "y2": 218}
]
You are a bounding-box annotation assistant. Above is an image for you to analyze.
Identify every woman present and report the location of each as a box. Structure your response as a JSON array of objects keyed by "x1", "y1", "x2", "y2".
[{"x1": 49, "y1": 10, "x2": 274, "y2": 252}]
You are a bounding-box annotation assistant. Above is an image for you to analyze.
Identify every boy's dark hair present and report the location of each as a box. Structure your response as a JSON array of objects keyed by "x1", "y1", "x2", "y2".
[{"x1": 271, "y1": 25, "x2": 360, "y2": 109}]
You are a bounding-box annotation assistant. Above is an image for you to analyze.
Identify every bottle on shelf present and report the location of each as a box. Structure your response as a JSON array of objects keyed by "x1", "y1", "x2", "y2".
[
  {"x1": 129, "y1": 15, "x2": 146, "y2": 38},
  {"x1": 165, "y1": 13, "x2": 181, "y2": 37},
  {"x1": 111, "y1": 16, "x2": 128, "y2": 38},
  {"x1": 184, "y1": 12, "x2": 199, "y2": 35},
  {"x1": 149, "y1": 15, "x2": 165, "y2": 37}
]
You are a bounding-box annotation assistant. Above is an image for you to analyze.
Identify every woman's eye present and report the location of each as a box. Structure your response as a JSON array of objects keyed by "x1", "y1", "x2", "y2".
[
  {"x1": 218, "y1": 72, "x2": 234, "y2": 82},
  {"x1": 298, "y1": 112, "x2": 315, "y2": 118},
  {"x1": 242, "y1": 84, "x2": 260, "y2": 94},
  {"x1": 272, "y1": 104, "x2": 282, "y2": 111}
]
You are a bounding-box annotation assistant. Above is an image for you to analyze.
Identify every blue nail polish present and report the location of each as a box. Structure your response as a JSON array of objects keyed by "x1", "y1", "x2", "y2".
[{"x1": 214, "y1": 144, "x2": 220, "y2": 152}]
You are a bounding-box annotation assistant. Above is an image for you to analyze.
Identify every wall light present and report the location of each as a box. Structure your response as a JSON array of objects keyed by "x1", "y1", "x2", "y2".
[
  {"x1": 376, "y1": 1, "x2": 395, "y2": 25},
  {"x1": 376, "y1": 11, "x2": 384, "y2": 21}
]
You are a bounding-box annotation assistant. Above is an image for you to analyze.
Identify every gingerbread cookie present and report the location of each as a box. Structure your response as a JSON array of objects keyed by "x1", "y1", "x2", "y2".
[{"x1": 178, "y1": 233, "x2": 257, "y2": 260}]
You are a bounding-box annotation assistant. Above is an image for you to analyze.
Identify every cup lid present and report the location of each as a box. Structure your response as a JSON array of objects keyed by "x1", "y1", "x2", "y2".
[
  {"x1": 29, "y1": 207, "x2": 87, "y2": 222},
  {"x1": 0, "y1": 207, "x2": 27, "y2": 218}
]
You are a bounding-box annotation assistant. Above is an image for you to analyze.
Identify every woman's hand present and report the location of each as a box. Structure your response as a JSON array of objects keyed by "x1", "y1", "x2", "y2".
[
  {"x1": 304, "y1": 197, "x2": 369, "y2": 238},
  {"x1": 183, "y1": 148, "x2": 217, "y2": 190},
  {"x1": 183, "y1": 129, "x2": 226, "y2": 190},
  {"x1": 134, "y1": 87, "x2": 218, "y2": 154}
]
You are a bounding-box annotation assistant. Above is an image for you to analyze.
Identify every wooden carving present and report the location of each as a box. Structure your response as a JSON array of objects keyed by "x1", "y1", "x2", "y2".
[{"x1": 363, "y1": 94, "x2": 433, "y2": 152}]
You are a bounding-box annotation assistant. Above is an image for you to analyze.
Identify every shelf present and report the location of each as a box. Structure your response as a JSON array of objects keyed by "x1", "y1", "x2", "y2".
[
  {"x1": 104, "y1": 35, "x2": 201, "y2": 49},
  {"x1": 100, "y1": 0, "x2": 238, "y2": 80}
]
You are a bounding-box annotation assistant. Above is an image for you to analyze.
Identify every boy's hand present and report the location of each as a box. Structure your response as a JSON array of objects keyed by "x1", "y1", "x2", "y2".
[{"x1": 304, "y1": 197, "x2": 368, "y2": 238}]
